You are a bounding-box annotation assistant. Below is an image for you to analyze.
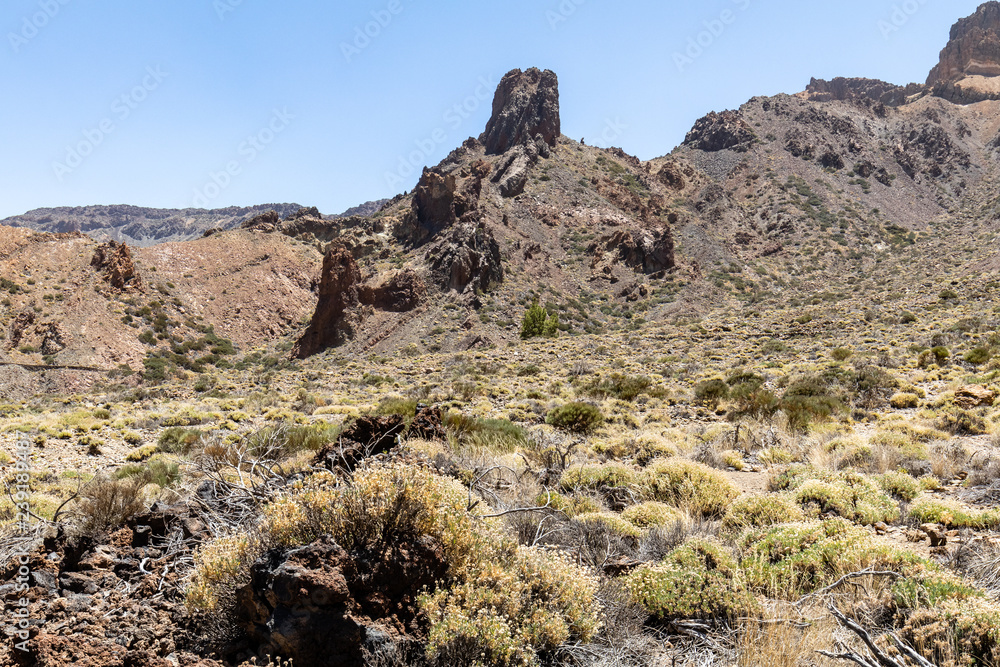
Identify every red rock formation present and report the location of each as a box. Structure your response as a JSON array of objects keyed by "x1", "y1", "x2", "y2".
[
  {"x1": 294, "y1": 248, "x2": 428, "y2": 358},
  {"x1": 293, "y1": 243, "x2": 363, "y2": 357},
  {"x1": 802, "y1": 77, "x2": 924, "y2": 107},
  {"x1": 90, "y1": 240, "x2": 143, "y2": 291},
  {"x1": 481, "y1": 68, "x2": 560, "y2": 155},
  {"x1": 928, "y1": 2, "x2": 1000, "y2": 84},
  {"x1": 359, "y1": 269, "x2": 427, "y2": 312},
  {"x1": 683, "y1": 110, "x2": 756, "y2": 152}
]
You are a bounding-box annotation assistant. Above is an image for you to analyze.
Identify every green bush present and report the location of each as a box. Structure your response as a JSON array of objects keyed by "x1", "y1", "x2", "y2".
[
  {"x1": 890, "y1": 392, "x2": 920, "y2": 409},
  {"x1": 245, "y1": 422, "x2": 342, "y2": 458},
  {"x1": 520, "y1": 302, "x2": 559, "y2": 340},
  {"x1": 625, "y1": 540, "x2": 755, "y2": 621},
  {"x1": 643, "y1": 459, "x2": 740, "y2": 518},
  {"x1": 546, "y1": 402, "x2": 604, "y2": 434},
  {"x1": 737, "y1": 519, "x2": 926, "y2": 600},
  {"x1": 937, "y1": 409, "x2": 988, "y2": 436},
  {"x1": 831, "y1": 347, "x2": 853, "y2": 361},
  {"x1": 694, "y1": 379, "x2": 729, "y2": 405},
  {"x1": 560, "y1": 463, "x2": 639, "y2": 494},
  {"x1": 445, "y1": 412, "x2": 528, "y2": 452},
  {"x1": 908, "y1": 498, "x2": 1000, "y2": 529},
  {"x1": 877, "y1": 471, "x2": 921, "y2": 501},
  {"x1": 965, "y1": 348, "x2": 993, "y2": 366},
  {"x1": 773, "y1": 467, "x2": 898, "y2": 525},
  {"x1": 573, "y1": 512, "x2": 643, "y2": 541},
  {"x1": 722, "y1": 494, "x2": 804, "y2": 532},
  {"x1": 622, "y1": 501, "x2": 682, "y2": 529},
  {"x1": 585, "y1": 373, "x2": 653, "y2": 401},
  {"x1": 115, "y1": 457, "x2": 181, "y2": 488},
  {"x1": 157, "y1": 427, "x2": 204, "y2": 454}
]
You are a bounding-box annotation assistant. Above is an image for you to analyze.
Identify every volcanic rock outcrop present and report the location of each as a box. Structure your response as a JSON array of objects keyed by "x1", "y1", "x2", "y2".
[
  {"x1": 90, "y1": 240, "x2": 143, "y2": 291},
  {"x1": 293, "y1": 244, "x2": 428, "y2": 357},
  {"x1": 293, "y1": 244, "x2": 364, "y2": 358},
  {"x1": 802, "y1": 77, "x2": 924, "y2": 107},
  {"x1": 928, "y1": 2, "x2": 1000, "y2": 102},
  {"x1": 481, "y1": 68, "x2": 560, "y2": 155},
  {"x1": 683, "y1": 110, "x2": 756, "y2": 152},
  {"x1": 235, "y1": 535, "x2": 445, "y2": 667}
]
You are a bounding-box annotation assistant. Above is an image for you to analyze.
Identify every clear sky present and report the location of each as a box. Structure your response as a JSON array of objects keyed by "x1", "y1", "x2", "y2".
[{"x1": 0, "y1": 0, "x2": 986, "y2": 219}]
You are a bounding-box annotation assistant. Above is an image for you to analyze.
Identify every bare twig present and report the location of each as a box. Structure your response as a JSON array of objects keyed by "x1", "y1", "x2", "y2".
[{"x1": 795, "y1": 570, "x2": 903, "y2": 606}]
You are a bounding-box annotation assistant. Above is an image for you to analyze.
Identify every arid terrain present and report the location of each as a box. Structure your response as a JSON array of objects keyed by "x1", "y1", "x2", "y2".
[{"x1": 4, "y1": 4, "x2": 1000, "y2": 667}]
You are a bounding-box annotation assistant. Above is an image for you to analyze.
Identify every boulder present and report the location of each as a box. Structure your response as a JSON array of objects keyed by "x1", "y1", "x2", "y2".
[
  {"x1": 235, "y1": 535, "x2": 446, "y2": 667},
  {"x1": 90, "y1": 240, "x2": 143, "y2": 292},
  {"x1": 683, "y1": 110, "x2": 756, "y2": 152},
  {"x1": 481, "y1": 68, "x2": 560, "y2": 155},
  {"x1": 240, "y1": 210, "x2": 281, "y2": 232},
  {"x1": 954, "y1": 385, "x2": 997, "y2": 408}
]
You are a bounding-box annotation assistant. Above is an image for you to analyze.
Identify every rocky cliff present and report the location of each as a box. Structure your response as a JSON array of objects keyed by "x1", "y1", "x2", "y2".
[{"x1": 927, "y1": 1, "x2": 1000, "y2": 102}]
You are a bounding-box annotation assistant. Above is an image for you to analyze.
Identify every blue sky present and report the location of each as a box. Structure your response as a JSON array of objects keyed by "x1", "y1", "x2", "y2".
[{"x1": 0, "y1": 0, "x2": 985, "y2": 219}]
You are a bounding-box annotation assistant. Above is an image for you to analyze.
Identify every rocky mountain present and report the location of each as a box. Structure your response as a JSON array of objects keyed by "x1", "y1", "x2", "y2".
[
  {"x1": 6, "y1": 4, "x2": 1000, "y2": 385},
  {"x1": 0, "y1": 200, "x2": 389, "y2": 247}
]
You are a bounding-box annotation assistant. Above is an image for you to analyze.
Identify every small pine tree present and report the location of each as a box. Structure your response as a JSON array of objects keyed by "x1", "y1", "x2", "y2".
[
  {"x1": 521, "y1": 302, "x2": 547, "y2": 339},
  {"x1": 543, "y1": 313, "x2": 560, "y2": 338},
  {"x1": 521, "y1": 302, "x2": 560, "y2": 340}
]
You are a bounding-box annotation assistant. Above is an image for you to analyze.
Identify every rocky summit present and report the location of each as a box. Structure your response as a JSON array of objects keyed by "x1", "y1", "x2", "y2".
[
  {"x1": 928, "y1": 0, "x2": 1000, "y2": 102},
  {"x1": 7, "y1": 4, "x2": 1000, "y2": 667}
]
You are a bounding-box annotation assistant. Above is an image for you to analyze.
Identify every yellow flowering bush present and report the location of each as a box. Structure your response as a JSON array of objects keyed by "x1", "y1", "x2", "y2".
[
  {"x1": 421, "y1": 548, "x2": 600, "y2": 667},
  {"x1": 625, "y1": 540, "x2": 755, "y2": 621}
]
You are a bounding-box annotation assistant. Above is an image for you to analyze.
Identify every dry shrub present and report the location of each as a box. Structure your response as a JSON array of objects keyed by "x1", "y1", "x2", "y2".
[
  {"x1": 421, "y1": 548, "x2": 599, "y2": 667},
  {"x1": 622, "y1": 501, "x2": 682, "y2": 529},
  {"x1": 737, "y1": 615, "x2": 843, "y2": 667},
  {"x1": 928, "y1": 440, "x2": 967, "y2": 481},
  {"x1": 900, "y1": 599, "x2": 1000, "y2": 667},
  {"x1": 76, "y1": 475, "x2": 146, "y2": 534}
]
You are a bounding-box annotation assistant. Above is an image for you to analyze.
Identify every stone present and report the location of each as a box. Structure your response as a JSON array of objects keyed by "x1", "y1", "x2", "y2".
[
  {"x1": 481, "y1": 68, "x2": 560, "y2": 155},
  {"x1": 90, "y1": 240, "x2": 143, "y2": 291},
  {"x1": 954, "y1": 385, "x2": 996, "y2": 408},
  {"x1": 683, "y1": 110, "x2": 756, "y2": 152},
  {"x1": 359, "y1": 269, "x2": 427, "y2": 313},
  {"x1": 921, "y1": 523, "x2": 948, "y2": 548}
]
